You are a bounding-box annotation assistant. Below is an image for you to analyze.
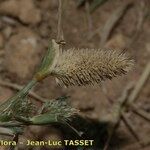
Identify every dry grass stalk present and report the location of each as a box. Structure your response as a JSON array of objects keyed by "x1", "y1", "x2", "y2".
[
  {"x1": 100, "y1": 2, "x2": 132, "y2": 46},
  {"x1": 51, "y1": 48, "x2": 134, "y2": 87}
]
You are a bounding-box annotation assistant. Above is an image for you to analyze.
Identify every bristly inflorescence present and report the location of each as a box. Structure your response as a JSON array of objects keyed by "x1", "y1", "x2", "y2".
[
  {"x1": 51, "y1": 48, "x2": 134, "y2": 87},
  {"x1": 0, "y1": 96, "x2": 36, "y2": 121},
  {"x1": 41, "y1": 97, "x2": 78, "y2": 121}
]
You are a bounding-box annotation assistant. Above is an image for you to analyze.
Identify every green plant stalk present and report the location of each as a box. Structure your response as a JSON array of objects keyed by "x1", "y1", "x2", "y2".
[
  {"x1": 0, "y1": 79, "x2": 37, "y2": 109},
  {"x1": 30, "y1": 113, "x2": 59, "y2": 125},
  {"x1": 34, "y1": 39, "x2": 60, "y2": 82},
  {"x1": 14, "y1": 113, "x2": 59, "y2": 125},
  {"x1": 0, "y1": 79, "x2": 37, "y2": 122},
  {"x1": 0, "y1": 40, "x2": 60, "y2": 122}
]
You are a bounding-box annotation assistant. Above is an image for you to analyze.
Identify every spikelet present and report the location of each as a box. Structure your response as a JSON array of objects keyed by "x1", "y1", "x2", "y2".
[
  {"x1": 41, "y1": 97, "x2": 78, "y2": 121},
  {"x1": 51, "y1": 48, "x2": 134, "y2": 87}
]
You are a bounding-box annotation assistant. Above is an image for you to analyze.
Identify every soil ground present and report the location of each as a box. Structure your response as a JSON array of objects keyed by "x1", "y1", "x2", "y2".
[{"x1": 0, "y1": 0, "x2": 150, "y2": 150}]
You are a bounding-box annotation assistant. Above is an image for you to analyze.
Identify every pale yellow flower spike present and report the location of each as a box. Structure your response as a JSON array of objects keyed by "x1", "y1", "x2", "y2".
[{"x1": 51, "y1": 48, "x2": 134, "y2": 87}]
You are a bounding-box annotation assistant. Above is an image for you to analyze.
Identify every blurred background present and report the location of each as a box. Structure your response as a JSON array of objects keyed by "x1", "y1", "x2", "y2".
[{"x1": 0, "y1": 0, "x2": 150, "y2": 150}]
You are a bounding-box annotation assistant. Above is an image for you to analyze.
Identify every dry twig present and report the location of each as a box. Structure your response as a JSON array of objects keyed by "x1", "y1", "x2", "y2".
[
  {"x1": 131, "y1": 105, "x2": 150, "y2": 122},
  {"x1": 100, "y1": 2, "x2": 132, "y2": 46},
  {"x1": 57, "y1": 0, "x2": 65, "y2": 44},
  {"x1": 88, "y1": 2, "x2": 132, "y2": 42},
  {"x1": 104, "y1": 61, "x2": 150, "y2": 149},
  {"x1": 103, "y1": 82, "x2": 134, "y2": 150},
  {"x1": 121, "y1": 113, "x2": 141, "y2": 143},
  {"x1": 125, "y1": 0, "x2": 148, "y2": 48},
  {"x1": 127, "y1": 62, "x2": 150, "y2": 105}
]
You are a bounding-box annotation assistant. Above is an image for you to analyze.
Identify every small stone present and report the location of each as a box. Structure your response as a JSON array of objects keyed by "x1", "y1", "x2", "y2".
[
  {"x1": 2, "y1": 26, "x2": 13, "y2": 39},
  {"x1": 4, "y1": 27, "x2": 42, "y2": 81},
  {"x1": 0, "y1": 0, "x2": 42, "y2": 25}
]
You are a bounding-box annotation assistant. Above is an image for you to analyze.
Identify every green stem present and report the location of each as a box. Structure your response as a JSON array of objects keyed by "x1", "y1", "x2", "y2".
[
  {"x1": 0, "y1": 79, "x2": 37, "y2": 112},
  {"x1": 16, "y1": 79, "x2": 37, "y2": 98},
  {"x1": 0, "y1": 122, "x2": 23, "y2": 127},
  {"x1": 30, "y1": 113, "x2": 58, "y2": 125}
]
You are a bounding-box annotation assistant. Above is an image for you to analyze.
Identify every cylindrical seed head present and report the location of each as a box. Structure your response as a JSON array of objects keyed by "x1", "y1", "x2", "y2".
[{"x1": 51, "y1": 48, "x2": 134, "y2": 87}]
